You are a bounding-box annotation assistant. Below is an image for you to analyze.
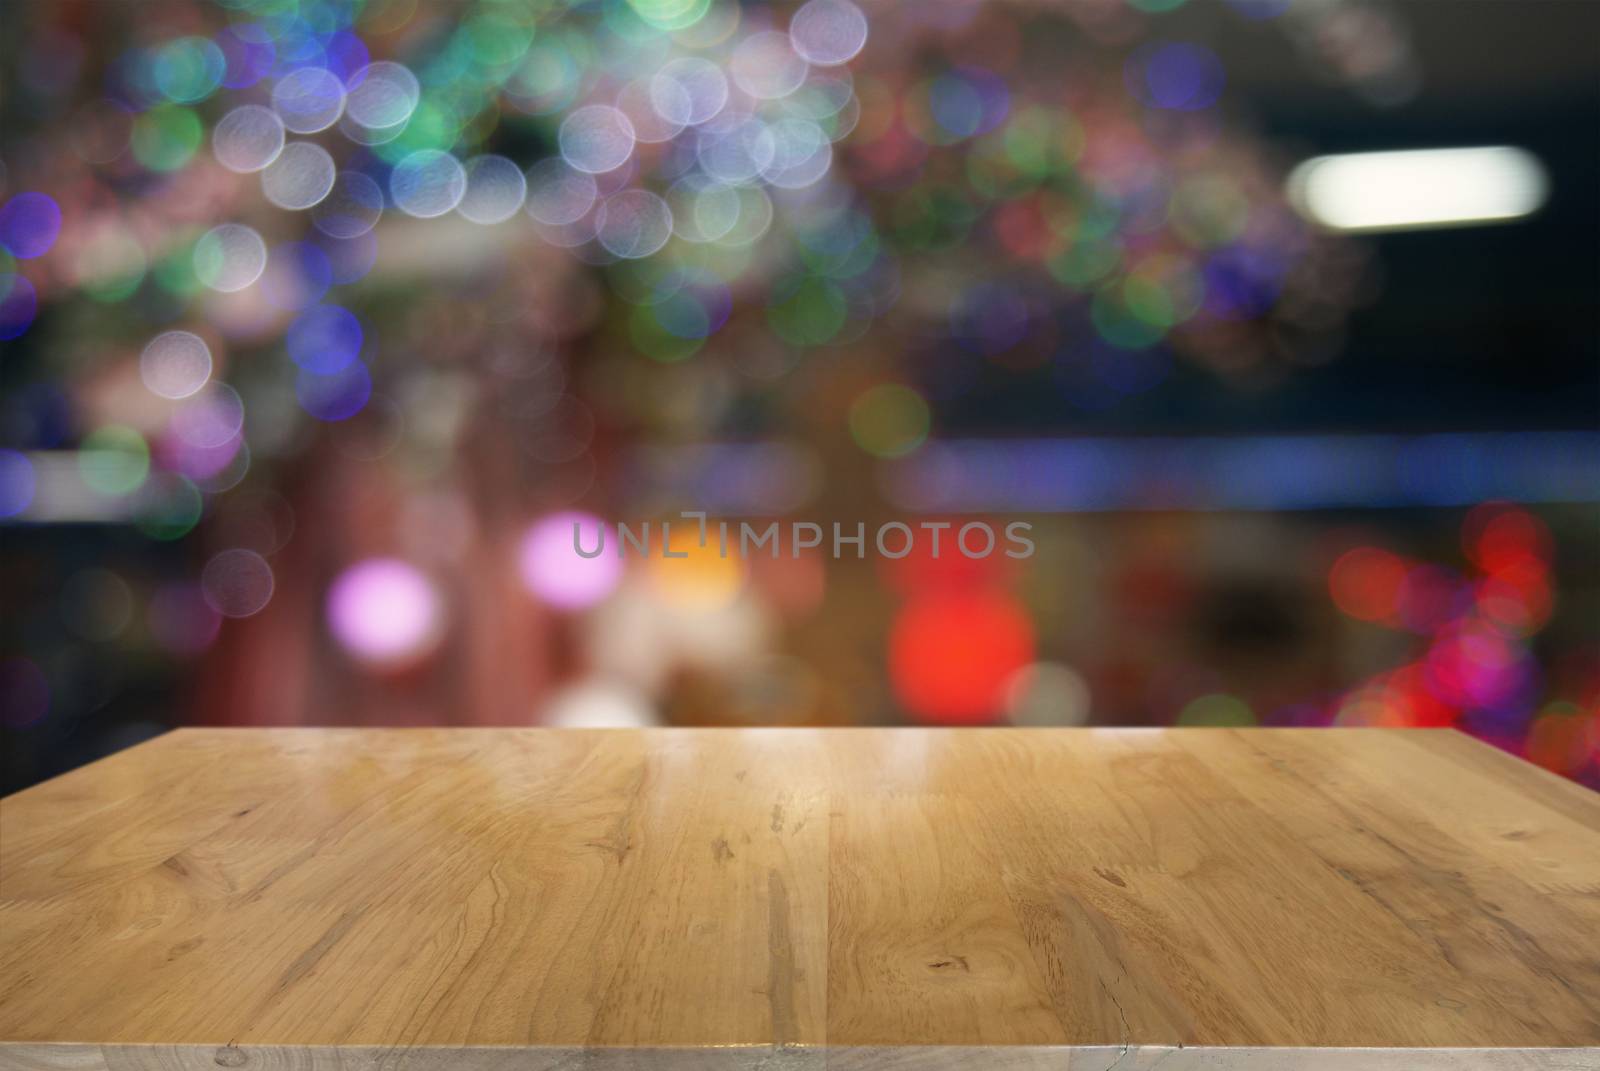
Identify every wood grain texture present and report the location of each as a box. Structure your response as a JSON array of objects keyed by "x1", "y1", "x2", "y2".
[{"x1": 1, "y1": 727, "x2": 1597, "y2": 1071}]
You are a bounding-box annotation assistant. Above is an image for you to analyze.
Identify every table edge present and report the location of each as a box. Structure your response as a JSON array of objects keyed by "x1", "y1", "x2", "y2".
[{"x1": 2, "y1": 1043, "x2": 1596, "y2": 1071}]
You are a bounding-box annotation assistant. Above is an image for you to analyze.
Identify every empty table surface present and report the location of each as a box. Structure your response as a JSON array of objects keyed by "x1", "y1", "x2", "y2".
[{"x1": 1, "y1": 727, "x2": 1597, "y2": 1070}]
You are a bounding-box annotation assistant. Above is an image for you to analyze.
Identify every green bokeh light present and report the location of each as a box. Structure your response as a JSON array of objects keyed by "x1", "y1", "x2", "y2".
[
  {"x1": 79, "y1": 426, "x2": 151, "y2": 496},
  {"x1": 151, "y1": 37, "x2": 227, "y2": 103},
  {"x1": 131, "y1": 106, "x2": 203, "y2": 172},
  {"x1": 849, "y1": 383, "x2": 931, "y2": 459},
  {"x1": 1177, "y1": 693, "x2": 1256, "y2": 727},
  {"x1": 136, "y1": 476, "x2": 204, "y2": 541}
]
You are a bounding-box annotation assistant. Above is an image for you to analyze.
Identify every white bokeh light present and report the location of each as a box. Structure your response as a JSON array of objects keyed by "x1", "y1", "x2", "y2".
[
  {"x1": 212, "y1": 105, "x2": 285, "y2": 173},
  {"x1": 790, "y1": 0, "x2": 870, "y2": 67},
  {"x1": 261, "y1": 141, "x2": 337, "y2": 210},
  {"x1": 559, "y1": 104, "x2": 637, "y2": 175},
  {"x1": 457, "y1": 155, "x2": 528, "y2": 224},
  {"x1": 391, "y1": 149, "x2": 468, "y2": 218},
  {"x1": 193, "y1": 223, "x2": 267, "y2": 292},
  {"x1": 140, "y1": 331, "x2": 213, "y2": 400}
]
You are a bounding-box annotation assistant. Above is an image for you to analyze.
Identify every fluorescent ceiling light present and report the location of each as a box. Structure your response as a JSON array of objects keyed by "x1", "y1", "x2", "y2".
[{"x1": 1287, "y1": 147, "x2": 1548, "y2": 232}]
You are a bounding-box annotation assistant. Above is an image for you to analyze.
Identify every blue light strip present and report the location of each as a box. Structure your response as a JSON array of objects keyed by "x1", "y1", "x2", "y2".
[{"x1": 881, "y1": 432, "x2": 1600, "y2": 512}]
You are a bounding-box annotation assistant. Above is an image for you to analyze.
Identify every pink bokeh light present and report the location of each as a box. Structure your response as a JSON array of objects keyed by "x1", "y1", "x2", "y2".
[
  {"x1": 519, "y1": 511, "x2": 622, "y2": 610},
  {"x1": 326, "y1": 558, "x2": 443, "y2": 666}
]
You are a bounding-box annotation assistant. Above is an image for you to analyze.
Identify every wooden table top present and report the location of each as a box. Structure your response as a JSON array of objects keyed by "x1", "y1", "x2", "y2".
[{"x1": 2, "y1": 727, "x2": 1597, "y2": 1071}]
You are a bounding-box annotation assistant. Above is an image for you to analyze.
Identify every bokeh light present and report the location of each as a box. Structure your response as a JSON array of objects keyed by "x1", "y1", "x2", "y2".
[
  {"x1": 0, "y1": 193, "x2": 62, "y2": 259},
  {"x1": 296, "y1": 360, "x2": 372, "y2": 421},
  {"x1": 345, "y1": 61, "x2": 420, "y2": 132},
  {"x1": 78, "y1": 425, "x2": 149, "y2": 496},
  {"x1": 525, "y1": 158, "x2": 599, "y2": 226},
  {"x1": 312, "y1": 173, "x2": 385, "y2": 238},
  {"x1": 287, "y1": 304, "x2": 363, "y2": 373},
  {"x1": 849, "y1": 383, "x2": 930, "y2": 458},
  {"x1": 213, "y1": 104, "x2": 285, "y2": 173},
  {"x1": 193, "y1": 223, "x2": 267, "y2": 293},
  {"x1": 519, "y1": 511, "x2": 623, "y2": 610},
  {"x1": 200, "y1": 548, "x2": 274, "y2": 619},
  {"x1": 596, "y1": 190, "x2": 674, "y2": 259},
  {"x1": 327, "y1": 558, "x2": 444, "y2": 667},
  {"x1": 651, "y1": 58, "x2": 728, "y2": 127},
  {"x1": 890, "y1": 590, "x2": 1034, "y2": 724},
  {"x1": 391, "y1": 149, "x2": 467, "y2": 218},
  {"x1": 1005, "y1": 662, "x2": 1092, "y2": 726},
  {"x1": 140, "y1": 330, "x2": 213, "y2": 400},
  {"x1": 790, "y1": 0, "x2": 869, "y2": 68},
  {"x1": 272, "y1": 67, "x2": 346, "y2": 134},
  {"x1": 262, "y1": 141, "x2": 337, "y2": 211},
  {"x1": 544, "y1": 680, "x2": 658, "y2": 728},
  {"x1": 1178, "y1": 693, "x2": 1257, "y2": 727},
  {"x1": 457, "y1": 155, "x2": 527, "y2": 225},
  {"x1": 171, "y1": 384, "x2": 245, "y2": 449},
  {"x1": 0, "y1": 274, "x2": 39, "y2": 340},
  {"x1": 0, "y1": 450, "x2": 35, "y2": 518},
  {"x1": 559, "y1": 105, "x2": 637, "y2": 175},
  {"x1": 0, "y1": 0, "x2": 1592, "y2": 795},
  {"x1": 731, "y1": 32, "x2": 809, "y2": 101},
  {"x1": 60, "y1": 568, "x2": 134, "y2": 642},
  {"x1": 1329, "y1": 546, "x2": 1407, "y2": 623},
  {"x1": 1131, "y1": 42, "x2": 1225, "y2": 112},
  {"x1": 648, "y1": 535, "x2": 747, "y2": 611}
]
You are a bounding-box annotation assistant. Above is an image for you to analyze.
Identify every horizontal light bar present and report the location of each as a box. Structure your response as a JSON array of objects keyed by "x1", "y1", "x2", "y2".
[
  {"x1": 1287, "y1": 147, "x2": 1548, "y2": 232},
  {"x1": 2, "y1": 452, "x2": 181, "y2": 524},
  {"x1": 880, "y1": 432, "x2": 1600, "y2": 513}
]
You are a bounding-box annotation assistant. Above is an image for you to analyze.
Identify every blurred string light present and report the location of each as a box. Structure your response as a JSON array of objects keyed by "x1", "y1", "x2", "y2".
[
  {"x1": 0, "y1": 0, "x2": 1405, "y2": 663},
  {"x1": 1324, "y1": 503, "x2": 1592, "y2": 775},
  {"x1": 1288, "y1": 147, "x2": 1549, "y2": 233},
  {"x1": 832, "y1": 2, "x2": 1366, "y2": 392}
]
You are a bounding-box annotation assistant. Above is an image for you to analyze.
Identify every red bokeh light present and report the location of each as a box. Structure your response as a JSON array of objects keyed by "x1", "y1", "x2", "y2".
[
  {"x1": 1463, "y1": 503, "x2": 1552, "y2": 575},
  {"x1": 1526, "y1": 710, "x2": 1598, "y2": 775},
  {"x1": 1385, "y1": 664, "x2": 1458, "y2": 727},
  {"x1": 1476, "y1": 566, "x2": 1553, "y2": 635},
  {"x1": 889, "y1": 590, "x2": 1034, "y2": 724},
  {"x1": 1328, "y1": 546, "x2": 1408, "y2": 623},
  {"x1": 879, "y1": 518, "x2": 1016, "y2": 596}
]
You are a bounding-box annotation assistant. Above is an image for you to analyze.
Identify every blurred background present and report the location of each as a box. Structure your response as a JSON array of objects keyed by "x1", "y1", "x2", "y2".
[{"x1": 1, "y1": 0, "x2": 1597, "y2": 794}]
